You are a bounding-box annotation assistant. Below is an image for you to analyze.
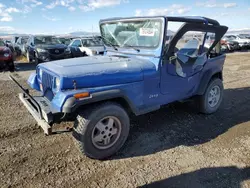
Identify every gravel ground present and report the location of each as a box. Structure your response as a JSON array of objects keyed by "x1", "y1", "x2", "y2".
[{"x1": 0, "y1": 53, "x2": 250, "y2": 188}]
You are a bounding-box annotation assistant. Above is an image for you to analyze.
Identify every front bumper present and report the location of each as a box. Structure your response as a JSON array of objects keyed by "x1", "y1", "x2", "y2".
[{"x1": 9, "y1": 75, "x2": 53, "y2": 135}]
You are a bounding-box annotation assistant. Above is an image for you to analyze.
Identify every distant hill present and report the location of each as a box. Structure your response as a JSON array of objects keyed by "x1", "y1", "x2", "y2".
[
  {"x1": 69, "y1": 31, "x2": 100, "y2": 37},
  {"x1": 227, "y1": 29, "x2": 250, "y2": 34}
]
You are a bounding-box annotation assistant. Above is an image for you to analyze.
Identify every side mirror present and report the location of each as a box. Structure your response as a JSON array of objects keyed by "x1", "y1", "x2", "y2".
[
  {"x1": 30, "y1": 43, "x2": 34, "y2": 46},
  {"x1": 5, "y1": 43, "x2": 9, "y2": 47}
]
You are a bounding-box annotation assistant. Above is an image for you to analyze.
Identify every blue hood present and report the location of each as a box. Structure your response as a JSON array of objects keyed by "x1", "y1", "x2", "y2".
[{"x1": 39, "y1": 56, "x2": 156, "y2": 89}]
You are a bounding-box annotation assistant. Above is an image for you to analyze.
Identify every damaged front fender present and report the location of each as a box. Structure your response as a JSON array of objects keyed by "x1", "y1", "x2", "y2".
[{"x1": 27, "y1": 72, "x2": 40, "y2": 91}]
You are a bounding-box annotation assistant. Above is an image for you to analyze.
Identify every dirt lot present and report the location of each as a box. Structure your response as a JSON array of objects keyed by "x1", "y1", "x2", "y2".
[{"x1": 0, "y1": 53, "x2": 250, "y2": 188}]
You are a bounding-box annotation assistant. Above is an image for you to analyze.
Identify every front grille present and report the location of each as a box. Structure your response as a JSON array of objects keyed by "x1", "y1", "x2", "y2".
[
  {"x1": 48, "y1": 48, "x2": 65, "y2": 55},
  {"x1": 42, "y1": 71, "x2": 53, "y2": 92}
]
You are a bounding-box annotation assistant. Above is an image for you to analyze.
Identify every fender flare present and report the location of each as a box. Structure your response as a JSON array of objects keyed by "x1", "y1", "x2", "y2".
[
  {"x1": 196, "y1": 70, "x2": 222, "y2": 95},
  {"x1": 62, "y1": 89, "x2": 138, "y2": 114}
]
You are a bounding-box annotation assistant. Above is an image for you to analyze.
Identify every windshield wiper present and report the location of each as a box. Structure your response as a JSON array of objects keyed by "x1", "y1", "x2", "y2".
[
  {"x1": 99, "y1": 36, "x2": 118, "y2": 51},
  {"x1": 123, "y1": 45, "x2": 140, "y2": 52}
]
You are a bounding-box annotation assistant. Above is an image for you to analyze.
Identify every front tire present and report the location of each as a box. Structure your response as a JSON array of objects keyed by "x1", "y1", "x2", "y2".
[
  {"x1": 73, "y1": 102, "x2": 130, "y2": 159},
  {"x1": 198, "y1": 78, "x2": 223, "y2": 114}
]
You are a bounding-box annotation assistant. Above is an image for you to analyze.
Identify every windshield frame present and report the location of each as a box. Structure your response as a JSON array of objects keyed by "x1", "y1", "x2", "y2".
[{"x1": 100, "y1": 17, "x2": 164, "y2": 50}]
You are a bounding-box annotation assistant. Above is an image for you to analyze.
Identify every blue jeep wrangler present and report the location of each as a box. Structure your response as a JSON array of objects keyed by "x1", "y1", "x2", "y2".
[{"x1": 10, "y1": 16, "x2": 228, "y2": 159}]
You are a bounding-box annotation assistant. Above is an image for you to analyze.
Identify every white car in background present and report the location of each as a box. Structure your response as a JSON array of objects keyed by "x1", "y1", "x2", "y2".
[
  {"x1": 224, "y1": 35, "x2": 250, "y2": 49},
  {"x1": 69, "y1": 37, "x2": 104, "y2": 57}
]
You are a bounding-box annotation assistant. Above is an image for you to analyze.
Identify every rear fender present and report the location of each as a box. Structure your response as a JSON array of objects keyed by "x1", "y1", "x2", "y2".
[{"x1": 196, "y1": 70, "x2": 222, "y2": 95}]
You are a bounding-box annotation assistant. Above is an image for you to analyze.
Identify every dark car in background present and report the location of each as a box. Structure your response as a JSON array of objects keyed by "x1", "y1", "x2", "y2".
[
  {"x1": 0, "y1": 40, "x2": 14, "y2": 71},
  {"x1": 26, "y1": 35, "x2": 72, "y2": 64},
  {"x1": 69, "y1": 36, "x2": 104, "y2": 57}
]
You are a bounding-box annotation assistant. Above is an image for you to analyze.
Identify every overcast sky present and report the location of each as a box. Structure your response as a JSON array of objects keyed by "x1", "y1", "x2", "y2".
[{"x1": 0, "y1": 0, "x2": 250, "y2": 34}]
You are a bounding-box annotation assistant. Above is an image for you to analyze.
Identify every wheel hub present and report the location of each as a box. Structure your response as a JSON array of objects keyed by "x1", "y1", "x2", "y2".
[
  {"x1": 208, "y1": 85, "x2": 221, "y2": 108},
  {"x1": 91, "y1": 116, "x2": 121, "y2": 150}
]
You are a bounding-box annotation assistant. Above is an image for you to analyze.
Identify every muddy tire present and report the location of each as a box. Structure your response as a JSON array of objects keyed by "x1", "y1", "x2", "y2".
[
  {"x1": 73, "y1": 102, "x2": 130, "y2": 159},
  {"x1": 198, "y1": 78, "x2": 224, "y2": 114}
]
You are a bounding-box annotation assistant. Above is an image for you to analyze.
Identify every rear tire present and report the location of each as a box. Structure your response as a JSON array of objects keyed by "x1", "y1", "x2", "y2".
[
  {"x1": 73, "y1": 102, "x2": 130, "y2": 159},
  {"x1": 198, "y1": 78, "x2": 223, "y2": 114}
]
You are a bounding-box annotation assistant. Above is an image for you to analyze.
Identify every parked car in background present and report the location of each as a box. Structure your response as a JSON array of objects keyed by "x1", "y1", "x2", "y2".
[
  {"x1": 10, "y1": 36, "x2": 20, "y2": 45},
  {"x1": 69, "y1": 37, "x2": 104, "y2": 57},
  {"x1": 238, "y1": 34, "x2": 250, "y2": 39},
  {"x1": 0, "y1": 39, "x2": 14, "y2": 71},
  {"x1": 221, "y1": 36, "x2": 240, "y2": 52},
  {"x1": 56, "y1": 36, "x2": 72, "y2": 46},
  {"x1": 223, "y1": 35, "x2": 250, "y2": 49},
  {"x1": 10, "y1": 35, "x2": 26, "y2": 56},
  {"x1": 16, "y1": 36, "x2": 29, "y2": 56},
  {"x1": 25, "y1": 35, "x2": 72, "y2": 64}
]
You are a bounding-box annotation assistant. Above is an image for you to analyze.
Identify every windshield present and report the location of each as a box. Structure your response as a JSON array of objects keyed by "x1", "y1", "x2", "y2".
[
  {"x1": 0, "y1": 40, "x2": 5, "y2": 46},
  {"x1": 58, "y1": 38, "x2": 71, "y2": 45},
  {"x1": 34, "y1": 36, "x2": 61, "y2": 45},
  {"x1": 82, "y1": 38, "x2": 103, "y2": 46},
  {"x1": 100, "y1": 19, "x2": 162, "y2": 48}
]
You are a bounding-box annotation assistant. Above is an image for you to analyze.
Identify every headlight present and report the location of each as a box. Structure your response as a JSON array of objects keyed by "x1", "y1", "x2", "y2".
[
  {"x1": 4, "y1": 53, "x2": 10, "y2": 57},
  {"x1": 65, "y1": 47, "x2": 71, "y2": 53},
  {"x1": 37, "y1": 48, "x2": 47, "y2": 53},
  {"x1": 38, "y1": 69, "x2": 43, "y2": 79},
  {"x1": 54, "y1": 77, "x2": 60, "y2": 92}
]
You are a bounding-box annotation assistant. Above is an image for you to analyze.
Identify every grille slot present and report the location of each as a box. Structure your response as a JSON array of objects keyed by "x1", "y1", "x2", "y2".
[
  {"x1": 48, "y1": 48, "x2": 65, "y2": 55},
  {"x1": 42, "y1": 71, "x2": 53, "y2": 92}
]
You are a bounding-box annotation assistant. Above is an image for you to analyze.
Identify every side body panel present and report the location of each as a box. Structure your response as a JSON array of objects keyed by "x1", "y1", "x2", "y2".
[{"x1": 195, "y1": 54, "x2": 225, "y2": 95}]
